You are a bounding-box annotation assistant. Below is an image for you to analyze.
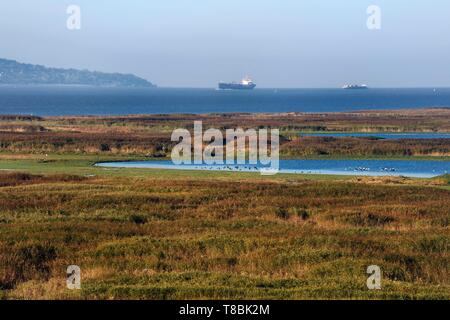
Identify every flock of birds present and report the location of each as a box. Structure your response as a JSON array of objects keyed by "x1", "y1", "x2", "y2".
[
  {"x1": 188, "y1": 165, "x2": 400, "y2": 174},
  {"x1": 192, "y1": 165, "x2": 260, "y2": 172}
]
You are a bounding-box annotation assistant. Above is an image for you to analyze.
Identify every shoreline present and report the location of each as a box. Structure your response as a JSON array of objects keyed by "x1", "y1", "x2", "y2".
[{"x1": 2, "y1": 106, "x2": 450, "y2": 119}]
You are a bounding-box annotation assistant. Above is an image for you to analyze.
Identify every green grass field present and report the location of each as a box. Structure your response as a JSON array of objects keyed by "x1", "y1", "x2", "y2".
[{"x1": 0, "y1": 153, "x2": 449, "y2": 300}]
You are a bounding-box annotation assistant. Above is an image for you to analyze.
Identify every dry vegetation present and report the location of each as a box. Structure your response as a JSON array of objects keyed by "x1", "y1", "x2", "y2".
[
  {"x1": 0, "y1": 172, "x2": 448, "y2": 299},
  {"x1": 37, "y1": 108, "x2": 450, "y2": 132},
  {"x1": 1, "y1": 108, "x2": 450, "y2": 157},
  {"x1": 0, "y1": 108, "x2": 449, "y2": 300}
]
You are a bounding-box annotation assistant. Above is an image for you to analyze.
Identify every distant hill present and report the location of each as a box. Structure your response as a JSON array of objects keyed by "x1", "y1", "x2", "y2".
[{"x1": 0, "y1": 58, "x2": 155, "y2": 88}]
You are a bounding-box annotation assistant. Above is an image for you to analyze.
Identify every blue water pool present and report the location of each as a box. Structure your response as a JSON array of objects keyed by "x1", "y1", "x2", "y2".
[
  {"x1": 300, "y1": 132, "x2": 450, "y2": 139},
  {"x1": 95, "y1": 159, "x2": 450, "y2": 178}
]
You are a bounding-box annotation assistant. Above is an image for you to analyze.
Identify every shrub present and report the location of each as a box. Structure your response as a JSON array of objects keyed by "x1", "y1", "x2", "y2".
[
  {"x1": 100, "y1": 143, "x2": 111, "y2": 152},
  {"x1": 275, "y1": 208, "x2": 290, "y2": 220},
  {"x1": 297, "y1": 209, "x2": 310, "y2": 220},
  {"x1": 129, "y1": 214, "x2": 148, "y2": 225},
  {"x1": 0, "y1": 244, "x2": 57, "y2": 290},
  {"x1": 344, "y1": 213, "x2": 395, "y2": 227}
]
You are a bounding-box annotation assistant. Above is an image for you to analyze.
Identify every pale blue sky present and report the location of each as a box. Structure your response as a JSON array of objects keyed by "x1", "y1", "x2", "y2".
[{"x1": 1, "y1": 0, "x2": 450, "y2": 87}]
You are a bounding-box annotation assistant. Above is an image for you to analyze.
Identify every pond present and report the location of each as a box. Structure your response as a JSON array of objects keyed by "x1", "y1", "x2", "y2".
[
  {"x1": 95, "y1": 159, "x2": 450, "y2": 178},
  {"x1": 299, "y1": 132, "x2": 450, "y2": 139}
]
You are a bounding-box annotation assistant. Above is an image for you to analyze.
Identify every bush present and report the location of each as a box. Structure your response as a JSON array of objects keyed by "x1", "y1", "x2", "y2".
[
  {"x1": 297, "y1": 209, "x2": 310, "y2": 220},
  {"x1": 0, "y1": 244, "x2": 57, "y2": 290},
  {"x1": 129, "y1": 215, "x2": 148, "y2": 225},
  {"x1": 100, "y1": 143, "x2": 111, "y2": 152},
  {"x1": 275, "y1": 208, "x2": 290, "y2": 220}
]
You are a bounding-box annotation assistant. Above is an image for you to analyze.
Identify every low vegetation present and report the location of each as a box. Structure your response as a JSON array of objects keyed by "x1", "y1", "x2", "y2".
[
  {"x1": 0, "y1": 108, "x2": 448, "y2": 299},
  {"x1": 1, "y1": 109, "x2": 450, "y2": 158},
  {"x1": 0, "y1": 168, "x2": 448, "y2": 299}
]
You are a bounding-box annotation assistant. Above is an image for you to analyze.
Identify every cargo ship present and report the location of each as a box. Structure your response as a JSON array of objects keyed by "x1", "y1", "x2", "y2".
[
  {"x1": 218, "y1": 76, "x2": 256, "y2": 90},
  {"x1": 342, "y1": 84, "x2": 368, "y2": 90}
]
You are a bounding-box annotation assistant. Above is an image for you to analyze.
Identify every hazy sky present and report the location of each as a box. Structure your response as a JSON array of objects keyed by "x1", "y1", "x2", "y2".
[{"x1": 1, "y1": 0, "x2": 450, "y2": 87}]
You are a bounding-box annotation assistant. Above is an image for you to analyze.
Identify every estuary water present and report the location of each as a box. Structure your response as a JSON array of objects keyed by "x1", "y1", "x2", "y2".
[
  {"x1": 95, "y1": 159, "x2": 450, "y2": 178},
  {"x1": 1, "y1": 86, "x2": 450, "y2": 116}
]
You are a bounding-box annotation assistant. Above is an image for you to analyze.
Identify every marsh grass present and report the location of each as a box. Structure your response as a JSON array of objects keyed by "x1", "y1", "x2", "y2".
[
  {"x1": 1, "y1": 110, "x2": 450, "y2": 158},
  {"x1": 0, "y1": 170, "x2": 448, "y2": 299},
  {"x1": 1, "y1": 109, "x2": 449, "y2": 299}
]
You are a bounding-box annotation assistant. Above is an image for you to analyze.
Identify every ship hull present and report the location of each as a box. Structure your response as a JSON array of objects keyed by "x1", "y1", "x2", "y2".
[{"x1": 218, "y1": 82, "x2": 256, "y2": 90}]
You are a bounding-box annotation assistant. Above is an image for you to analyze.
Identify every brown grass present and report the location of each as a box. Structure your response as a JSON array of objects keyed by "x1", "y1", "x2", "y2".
[{"x1": 0, "y1": 172, "x2": 448, "y2": 299}]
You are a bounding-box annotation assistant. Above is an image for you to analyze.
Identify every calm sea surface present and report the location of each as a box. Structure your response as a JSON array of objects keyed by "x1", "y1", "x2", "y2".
[
  {"x1": 96, "y1": 159, "x2": 450, "y2": 178},
  {"x1": 1, "y1": 86, "x2": 450, "y2": 116}
]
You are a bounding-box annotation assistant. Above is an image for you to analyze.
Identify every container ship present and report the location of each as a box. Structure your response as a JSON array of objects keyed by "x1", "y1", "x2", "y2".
[{"x1": 218, "y1": 76, "x2": 256, "y2": 90}]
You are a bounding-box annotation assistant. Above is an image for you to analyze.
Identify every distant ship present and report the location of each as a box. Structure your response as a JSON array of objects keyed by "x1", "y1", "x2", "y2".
[
  {"x1": 342, "y1": 84, "x2": 368, "y2": 90},
  {"x1": 218, "y1": 76, "x2": 256, "y2": 90}
]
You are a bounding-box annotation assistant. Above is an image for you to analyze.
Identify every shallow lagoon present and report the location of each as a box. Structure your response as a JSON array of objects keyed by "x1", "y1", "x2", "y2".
[
  {"x1": 96, "y1": 159, "x2": 450, "y2": 178},
  {"x1": 300, "y1": 132, "x2": 450, "y2": 139}
]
